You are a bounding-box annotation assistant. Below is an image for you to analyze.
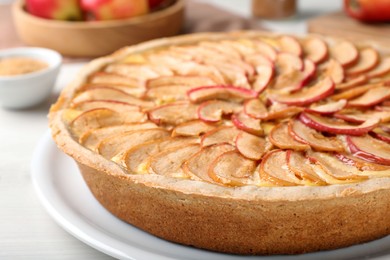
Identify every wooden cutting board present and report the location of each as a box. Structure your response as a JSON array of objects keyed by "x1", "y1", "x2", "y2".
[{"x1": 308, "y1": 12, "x2": 390, "y2": 48}]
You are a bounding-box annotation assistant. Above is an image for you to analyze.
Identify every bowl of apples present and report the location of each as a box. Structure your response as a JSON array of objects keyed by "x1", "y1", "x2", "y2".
[{"x1": 12, "y1": 0, "x2": 184, "y2": 57}]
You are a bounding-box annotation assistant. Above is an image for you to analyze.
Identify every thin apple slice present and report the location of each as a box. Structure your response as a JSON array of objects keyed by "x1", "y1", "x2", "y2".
[
  {"x1": 346, "y1": 47, "x2": 379, "y2": 76},
  {"x1": 82, "y1": 84, "x2": 145, "y2": 98},
  {"x1": 299, "y1": 112, "x2": 379, "y2": 136},
  {"x1": 270, "y1": 77, "x2": 335, "y2": 106},
  {"x1": 145, "y1": 85, "x2": 193, "y2": 102},
  {"x1": 252, "y1": 65, "x2": 274, "y2": 93},
  {"x1": 335, "y1": 110, "x2": 390, "y2": 124},
  {"x1": 347, "y1": 86, "x2": 390, "y2": 108},
  {"x1": 148, "y1": 102, "x2": 198, "y2": 125},
  {"x1": 367, "y1": 56, "x2": 390, "y2": 79},
  {"x1": 71, "y1": 87, "x2": 154, "y2": 108},
  {"x1": 303, "y1": 37, "x2": 328, "y2": 64},
  {"x1": 198, "y1": 100, "x2": 241, "y2": 123},
  {"x1": 208, "y1": 151, "x2": 257, "y2": 186},
  {"x1": 331, "y1": 83, "x2": 376, "y2": 101},
  {"x1": 97, "y1": 128, "x2": 170, "y2": 160},
  {"x1": 71, "y1": 100, "x2": 140, "y2": 113},
  {"x1": 235, "y1": 131, "x2": 270, "y2": 160},
  {"x1": 370, "y1": 128, "x2": 390, "y2": 144},
  {"x1": 69, "y1": 108, "x2": 146, "y2": 137},
  {"x1": 122, "y1": 137, "x2": 199, "y2": 174},
  {"x1": 324, "y1": 59, "x2": 344, "y2": 84},
  {"x1": 253, "y1": 40, "x2": 278, "y2": 61},
  {"x1": 183, "y1": 143, "x2": 236, "y2": 183},
  {"x1": 172, "y1": 120, "x2": 215, "y2": 137},
  {"x1": 269, "y1": 123, "x2": 310, "y2": 151},
  {"x1": 88, "y1": 72, "x2": 140, "y2": 87},
  {"x1": 346, "y1": 135, "x2": 390, "y2": 165},
  {"x1": 146, "y1": 76, "x2": 216, "y2": 88},
  {"x1": 278, "y1": 36, "x2": 303, "y2": 57},
  {"x1": 231, "y1": 111, "x2": 263, "y2": 136},
  {"x1": 289, "y1": 119, "x2": 344, "y2": 152},
  {"x1": 275, "y1": 52, "x2": 303, "y2": 73},
  {"x1": 187, "y1": 85, "x2": 258, "y2": 103},
  {"x1": 105, "y1": 63, "x2": 173, "y2": 80},
  {"x1": 307, "y1": 151, "x2": 367, "y2": 181},
  {"x1": 201, "y1": 126, "x2": 241, "y2": 147},
  {"x1": 199, "y1": 41, "x2": 242, "y2": 60},
  {"x1": 244, "y1": 99, "x2": 303, "y2": 120},
  {"x1": 335, "y1": 153, "x2": 390, "y2": 171},
  {"x1": 305, "y1": 99, "x2": 347, "y2": 115},
  {"x1": 258, "y1": 150, "x2": 304, "y2": 186},
  {"x1": 330, "y1": 41, "x2": 359, "y2": 67},
  {"x1": 149, "y1": 144, "x2": 201, "y2": 178},
  {"x1": 335, "y1": 75, "x2": 368, "y2": 90},
  {"x1": 245, "y1": 54, "x2": 274, "y2": 68},
  {"x1": 286, "y1": 151, "x2": 326, "y2": 185},
  {"x1": 79, "y1": 122, "x2": 157, "y2": 150}
]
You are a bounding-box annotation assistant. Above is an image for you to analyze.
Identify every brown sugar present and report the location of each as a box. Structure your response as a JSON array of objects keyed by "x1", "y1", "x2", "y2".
[{"x1": 0, "y1": 57, "x2": 48, "y2": 76}]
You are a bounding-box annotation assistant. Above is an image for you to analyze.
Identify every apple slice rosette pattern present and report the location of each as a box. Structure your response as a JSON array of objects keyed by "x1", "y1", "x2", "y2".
[{"x1": 49, "y1": 32, "x2": 390, "y2": 256}]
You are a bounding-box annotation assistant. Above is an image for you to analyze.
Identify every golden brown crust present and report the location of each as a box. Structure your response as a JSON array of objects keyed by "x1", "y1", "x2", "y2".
[{"x1": 49, "y1": 31, "x2": 390, "y2": 255}]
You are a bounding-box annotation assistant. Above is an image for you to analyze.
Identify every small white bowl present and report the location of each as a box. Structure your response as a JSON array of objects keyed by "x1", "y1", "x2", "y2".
[{"x1": 0, "y1": 47, "x2": 62, "y2": 109}]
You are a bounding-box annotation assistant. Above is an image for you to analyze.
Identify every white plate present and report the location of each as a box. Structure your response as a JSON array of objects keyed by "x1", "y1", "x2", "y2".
[{"x1": 31, "y1": 131, "x2": 390, "y2": 260}]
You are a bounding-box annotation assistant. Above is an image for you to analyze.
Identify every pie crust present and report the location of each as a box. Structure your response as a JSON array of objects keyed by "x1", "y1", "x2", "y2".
[{"x1": 49, "y1": 31, "x2": 390, "y2": 255}]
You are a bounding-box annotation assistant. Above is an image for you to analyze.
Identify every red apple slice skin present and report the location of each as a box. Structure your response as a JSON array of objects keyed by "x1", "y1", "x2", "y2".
[
  {"x1": 231, "y1": 112, "x2": 263, "y2": 136},
  {"x1": 335, "y1": 153, "x2": 390, "y2": 171},
  {"x1": 299, "y1": 112, "x2": 379, "y2": 136},
  {"x1": 346, "y1": 135, "x2": 390, "y2": 166},
  {"x1": 252, "y1": 65, "x2": 274, "y2": 93},
  {"x1": 346, "y1": 48, "x2": 379, "y2": 76},
  {"x1": 187, "y1": 85, "x2": 258, "y2": 103},
  {"x1": 370, "y1": 128, "x2": 390, "y2": 144},
  {"x1": 270, "y1": 77, "x2": 335, "y2": 106},
  {"x1": 235, "y1": 131, "x2": 270, "y2": 160},
  {"x1": 303, "y1": 37, "x2": 328, "y2": 64},
  {"x1": 330, "y1": 41, "x2": 359, "y2": 67},
  {"x1": 198, "y1": 100, "x2": 241, "y2": 123},
  {"x1": 334, "y1": 110, "x2": 390, "y2": 124}
]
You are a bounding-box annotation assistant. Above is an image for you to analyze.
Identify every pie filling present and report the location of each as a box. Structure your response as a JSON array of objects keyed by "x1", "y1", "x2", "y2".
[{"x1": 62, "y1": 35, "x2": 390, "y2": 187}]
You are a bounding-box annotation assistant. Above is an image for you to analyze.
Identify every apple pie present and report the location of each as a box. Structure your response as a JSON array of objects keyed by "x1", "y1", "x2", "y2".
[{"x1": 49, "y1": 31, "x2": 390, "y2": 255}]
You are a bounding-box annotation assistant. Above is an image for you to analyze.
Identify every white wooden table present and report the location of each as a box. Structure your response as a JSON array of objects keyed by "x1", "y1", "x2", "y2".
[{"x1": 0, "y1": 1, "x2": 344, "y2": 259}]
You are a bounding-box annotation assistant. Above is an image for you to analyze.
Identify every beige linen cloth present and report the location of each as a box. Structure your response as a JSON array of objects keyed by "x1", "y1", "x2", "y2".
[{"x1": 0, "y1": 1, "x2": 264, "y2": 58}]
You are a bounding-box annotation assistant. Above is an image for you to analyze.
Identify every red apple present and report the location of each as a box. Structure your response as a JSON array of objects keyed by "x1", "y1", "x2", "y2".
[
  {"x1": 346, "y1": 135, "x2": 390, "y2": 165},
  {"x1": 148, "y1": 0, "x2": 166, "y2": 9},
  {"x1": 26, "y1": 0, "x2": 83, "y2": 20},
  {"x1": 81, "y1": 0, "x2": 149, "y2": 20}
]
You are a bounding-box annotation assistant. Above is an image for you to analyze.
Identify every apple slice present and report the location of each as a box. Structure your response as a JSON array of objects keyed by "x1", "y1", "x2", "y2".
[
  {"x1": 149, "y1": 144, "x2": 201, "y2": 178},
  {"x1": 198, "y1": 100, "x2": 241, "y2": 123},
  {"x1": 307, "y1": 151, "x2": 367, "y2": 181},
  {"x1": 182, "y1": 143, "x2": 236, "y2": 183},
  {"x1": 71, "y1": 86, "x2": 154, "y2": 108},
  {"x1": 303, "y1": 37, "x2": 328, "y2": 64},
  {"x1": 253, "y1": 40, "x2": 278, "y2": 61},
  {"x1": 299, "y1": 112, "x2": 379, "y2": 136},
  {"x1": 331, "y1": 83, "x2": 375, "y2": 101},
  {"x1": 324, "y1": 59, "x2": 344, "y2": 84},
  {"x1": 335, "y1": 110, "x2": 390, "y2": 124},
  {"x1": 335, "y1": 75, "x2": 368, "y2": 90},
  {"x1": 145, "y1": 85, "x2": 193, "y2": 102},
  {"x1": 172, "y1": 120, "x2": 215, "y2": 137},
  {"x1": 122, "y1": 137, "x2": 199, "y2": 174},
  {"x1": 245, "y1": 54, "x2": 274, "y2": 68},
  {"x1": 335, "y1": 153, "x2": 390, "y2": 171},
  {"x1": 278, "y1": 36, "x2": 303, "y2": 57},
  {"x1": 244, "y1": 99, "x2": 303, "y2": 120},
  {"x1": 346, "y1": 135, "x2": 390, "y2": 165},
  {"x1": 148, "y1": 102, "x2": 198, "y2": 125},
  {"x1": 71, "y1": 100, "x2": 140, "y2": 113},
  {"x1": 370, "y1": 128, "x2": 390, "y2": 144},
  {"x1": 252, "y1": 65, "x2": 274, "y2": 93},
  {"x1": 231, "y1": 111, "x2": 263, "y2": 136},
  {"x1": 79, "y1": 122, "x2": 157, "y2": 150},
  {"x1": 88, "y1": 72, "x2": 140, "y2": 87},
  {"x1": 146, "y1": 76, "x2": 216, "y2": 88},
  {"x1": 275, "y1": 52, "x2": 304, "y2": 73},
  {"x1": 346, "y1": 47, "x2": 379, "y2": 76},
  {"x1": 286, "y1": 151, "x2": 326, "y2": 185},
  {"x1": 288, "y1": 119, "x2": 344, "y2": 152},
  {"x1": 269, "y1": 123, "x2": 310, "y2": 151},
  {"x1": 97, "y1": 128, "x2": 170, "y2": 160},
  {"x1": 330, "y1": 41, "x2": 359, "y2": 67},
  {"x1": 305, "y1": 99, "x2": 347, "y2": 115},
  {"x1": 208, "y1": 151, "x2": 257, "y2": 186},
  {"x1": 201, "y1": 126, "x2": 241, "y2": 147},
  {"x1": 270, "y1": 77, "x2": 335, "y2": 106},
  {"x1": 347, "y1": 86, "x2": 390, "y2": 108},
  {"x1": 235, "y1": 131, "x2": 270, "y2": 160},
  {"x1": 258, "y1": 150, "x2": 304, "y2": 186},
  {"x1": 187, "y1": 85, "x2": 258, "y2": 103},
  {"x1": 106, "y1": 63, "x2": 173, "y2": 80},
  {"x1": 69, "y1": 108, "x2": 146, "y2": 137},
  {"x1": 367, "y1": 56, "x2": 390, "y2": 79},
  {"x1": 82, "y1": 84, "x2": 145, "y2": 98}
]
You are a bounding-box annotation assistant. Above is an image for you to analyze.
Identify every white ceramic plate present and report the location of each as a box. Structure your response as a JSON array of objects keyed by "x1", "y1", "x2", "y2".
[{"x1": 31, "y1": 131, "x2": 390, "y2": 260}]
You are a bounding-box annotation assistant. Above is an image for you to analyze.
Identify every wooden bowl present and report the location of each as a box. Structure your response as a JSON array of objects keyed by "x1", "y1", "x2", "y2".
[{"x1": 12, "y1": 0, "x2": 185, "y2": 58}]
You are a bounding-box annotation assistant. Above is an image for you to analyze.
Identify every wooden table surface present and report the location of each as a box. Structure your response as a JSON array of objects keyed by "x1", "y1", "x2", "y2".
[{"x1": 2, "y1": 1, "x2": 371, "y2": 259}]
